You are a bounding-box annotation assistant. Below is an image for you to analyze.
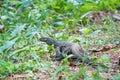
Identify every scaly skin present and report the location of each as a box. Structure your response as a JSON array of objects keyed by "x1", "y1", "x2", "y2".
[{"x1": 40, "y1": 37, "x2": 96, "y2": 66}]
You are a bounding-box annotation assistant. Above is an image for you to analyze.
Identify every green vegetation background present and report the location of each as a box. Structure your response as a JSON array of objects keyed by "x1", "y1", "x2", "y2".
[{"x1": 0, "y1": 0, "x2": 120, "y2": 79}]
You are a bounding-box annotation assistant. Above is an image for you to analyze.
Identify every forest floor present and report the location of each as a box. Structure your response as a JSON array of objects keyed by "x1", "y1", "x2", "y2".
[{"x1": 5, "y1": 43, "x2": 120, "y2": 80}]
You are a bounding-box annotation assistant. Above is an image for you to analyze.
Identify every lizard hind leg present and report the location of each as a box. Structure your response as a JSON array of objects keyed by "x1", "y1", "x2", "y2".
[{"x1": 51, "y1": 54, "x2": 64, "y2": 61}]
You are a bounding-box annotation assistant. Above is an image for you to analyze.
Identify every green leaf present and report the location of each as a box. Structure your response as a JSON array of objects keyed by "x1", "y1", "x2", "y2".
[
  {"x1": 99, "y1": 55, "x2": 110, "y2": 62},
  {"x1": 0, "y1": 37, "x2": 18, "y2": 53},
  {"x1": 11, "y1": 24, "x2": 26, "y2": 37},
  {"x1": 39, "y1": 62, "x2": 51, "y2": 71},
  {"x1": 21, "y1": 0, "x2": 32, "y2": 8},
  {"x1": 97, "y1": 64, "x2": 108, "y2": 71},
  {"x1": 79, "y1": 28, "x2": 91, "y2": 35},
  {"x1": 114, "y1": 73, "x2": 120, "y2": 80},
  {"x1": 91, "y1": 30, "x2": 101, "y2": 36},
  {"x1": 80, "y1": 11, "x2": 92, "y2": 19},
  {"x1": 27, "y1": 53, "x2": 40, "y2": 64},
  {"x1": 71, "y1": 67, "x2": 86, "y2": 80},
  {"x1": 53, "y1": 22, "x2": 64, "y2": 27},
  {"x1": 8, "y1": 46, "x2": 30, "y2": 58},
  {"x1": 1, "y1": 16, "x2": 8, "y2": 20},
  {"x1": 51, "y1": 65, "x2": 66, "y2": 76}
]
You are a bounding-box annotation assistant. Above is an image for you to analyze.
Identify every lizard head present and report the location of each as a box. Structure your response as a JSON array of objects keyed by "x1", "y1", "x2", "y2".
[{"x1": 40, "y1": 37, "x2": 56, "y2": 45}]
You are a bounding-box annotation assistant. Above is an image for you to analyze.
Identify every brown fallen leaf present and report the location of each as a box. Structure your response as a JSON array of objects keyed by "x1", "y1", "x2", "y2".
[
  {"x1": 90, "y1": 43, "x2": 117, "y2": 52},
  {"x1": 89, "y1": 11, "x2": 105, "y2": 24},
  {"x1": 69, "y1": 62, "x2": 78, "y2": 67},
  {"x1": 5, "y1": 74, "x2": 27, "y2": 80}
]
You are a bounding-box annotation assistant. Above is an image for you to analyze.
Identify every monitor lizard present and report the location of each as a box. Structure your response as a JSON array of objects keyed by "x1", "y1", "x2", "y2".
[{"x1": 40, "y1": 37, "x2": 96, "y2": 66}]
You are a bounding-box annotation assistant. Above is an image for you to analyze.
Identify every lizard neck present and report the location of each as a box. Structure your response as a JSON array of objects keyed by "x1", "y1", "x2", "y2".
[{"x1": 46, "y1": 38, "x2": 57, "y2": 46}]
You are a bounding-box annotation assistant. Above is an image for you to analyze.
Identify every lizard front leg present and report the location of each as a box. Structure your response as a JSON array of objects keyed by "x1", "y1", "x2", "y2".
[{"x1": 51, "y1": 47, "x2": 64, "y2": 61}]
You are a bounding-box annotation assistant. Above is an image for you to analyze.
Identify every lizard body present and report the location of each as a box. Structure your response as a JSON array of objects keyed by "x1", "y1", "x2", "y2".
[{"x1": 40, "y1": 37, "x2": 95, "y2": 65}]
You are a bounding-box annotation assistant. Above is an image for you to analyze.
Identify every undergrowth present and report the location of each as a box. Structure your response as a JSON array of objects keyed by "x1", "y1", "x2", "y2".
[{"x1": 0, "y1": 0, "x2": 120, "y2": 79}]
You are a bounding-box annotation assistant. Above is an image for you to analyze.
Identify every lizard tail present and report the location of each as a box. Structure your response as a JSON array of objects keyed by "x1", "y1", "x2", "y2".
[{"x1": 84, "y1": 58, "x2": 98, "y2": 67}]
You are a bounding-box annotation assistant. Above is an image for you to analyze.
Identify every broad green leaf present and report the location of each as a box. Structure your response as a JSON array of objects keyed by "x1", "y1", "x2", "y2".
[
  {"x1": 0, "y1": 38, "x2": 18, "y2": 53},
  {"x1": 1, "y1": 16, "x2": 8, "y2": 20},
  {"x1": 53, "y1": 22, "x2": 64, "y2": 27},
  {"x1": 8, "y1": 46, "x2": 30, "y2": 58},
  {"x1": 21, "y1": 0, "x2": 32, "y2": 8},
  {"x1": 79, "y1": 28, "x2": 91, "y2": 35},
  {"x1": 97, "y1": 64, "x2": 108, "y2": 71},
  {"x1": 38, "y1": 62, "x2": 51, "y2": 71},
  {"x1": 11, "y1": 24, "x2": 26, "y2": 37},
  {"x1": 51, "y1": 65, "x2": 66, "y2": 76},
  {"x1": 114, "y1": 73, "x2": 120, "y2": 80},
  {"x1": 99, "y1": 55, "x2": 110, "y2": 62},
  {"x1": 92, "y1": 71, "x2": 102, "y2": 80},
  {"x1": 71, "y1": 67, "x2": 86, "y2": 80},
  {"x1": 91, "y1": 30, "x2": 101, "y2": 35},
  {"x1": 27, "y1": 53, "x2": 40, "y2": 64},
  {"x1": 67, "y1": 0, "x2": 79, "y2": 5},
  {"x1": 80, "y1": 11, "x2": 92, "y2": 19}
]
